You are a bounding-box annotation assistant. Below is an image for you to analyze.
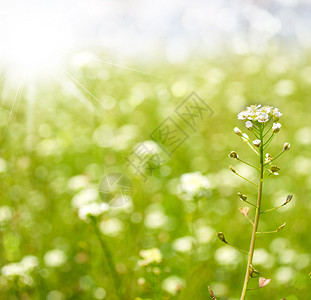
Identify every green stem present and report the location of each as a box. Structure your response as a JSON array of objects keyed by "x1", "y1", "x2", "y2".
[
  {"x1": 240, "y1": 128, "x2": 264, "y2": 300},
  {"x1": 91, "y1": 218, "x2": 123, "y2": 300}
]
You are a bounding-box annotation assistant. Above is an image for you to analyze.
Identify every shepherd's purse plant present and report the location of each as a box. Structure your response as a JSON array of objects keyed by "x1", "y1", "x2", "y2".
[{"x1": 210, "y1": 105, "x2": 292, "y2": 300}]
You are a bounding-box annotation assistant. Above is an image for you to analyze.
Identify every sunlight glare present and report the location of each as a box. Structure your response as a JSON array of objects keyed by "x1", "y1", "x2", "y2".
[{"x1": 0, "y1": 4, "x2": 74, "y2": 82}]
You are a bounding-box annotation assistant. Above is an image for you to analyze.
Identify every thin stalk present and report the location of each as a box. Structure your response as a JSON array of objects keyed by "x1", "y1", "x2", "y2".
[
  {"x1": 91, "y1": 218, "x2": 123, "y2": 300},
  {"x1": 240, "y1": 128, "x2": 264, "y2": 300},
  {"x1": 234, "y1": 172, "x2": 258, "y2": 187},
  {"x1": 237, "y1": 158, "x2": 260, "y2": 171},
  {"x1": 264, "y1": 151, "x2": 284, "y2": 166}
]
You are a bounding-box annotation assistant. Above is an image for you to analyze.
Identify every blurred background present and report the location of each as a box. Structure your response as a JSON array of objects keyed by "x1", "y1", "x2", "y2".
[{"x1": 0, "y1": 0, "x2": 310, "y2": 299}]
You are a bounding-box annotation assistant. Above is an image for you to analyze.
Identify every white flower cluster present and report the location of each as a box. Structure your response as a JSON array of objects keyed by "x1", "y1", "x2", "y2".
[
  {"x1": 1, "y1": 255, "x2": 39, "y2": 286},
  {"x1": 138, "y1": 248, "x2": 162, "y2": 266},
  {"x1": 237, "y1": 105, "x2": 282, "y2": 123},
  {"x1": 178, "y1": 172, "x2": 211, "y2": 200},
  {"x1": 44, "y1": 249, "x2": 67, "y2": 268},
  {"x1": 71, "y1": 188, "x2": 109, "y2": 222}
]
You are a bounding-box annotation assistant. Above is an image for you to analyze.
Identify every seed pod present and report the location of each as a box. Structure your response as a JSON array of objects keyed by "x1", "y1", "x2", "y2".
[
  {"x1": 237, "y1": 192, "x2": 247, "y2": 201},
  {"x1": 216, "y1": 232, "x2": 227, "y2": 244},
  {"x1": 229, "y1": 151, "x2": 238, "y2": 159}
]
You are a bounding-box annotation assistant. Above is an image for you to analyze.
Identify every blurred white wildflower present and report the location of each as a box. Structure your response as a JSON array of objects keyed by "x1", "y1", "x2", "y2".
[
  {"x1": 161, "y1": 275, "x2": 185, "y2": 296},
  {"x1": 253, "y1": 248, "x2": 275, "y2": 268},
  {"x1": 194, "y1": 223, "x2": 215, "y2": 244},
  {"x1": 67, "y1": 175, "x2": 90, "y2": 191},
  {"x1": 178, "y1": 172, "x2": 210, "y2": 200},
  {"x1": 99, "y1": 218, "x2": 124, "y2": 237},
  {"x1": 138, "y1": 248, "x2": 162, "y2": 266},
  {"x1": 172, "y1": 236, "x2": 193, "y2": 253},
  {"x1": 144, "y1": 204, "x2": 168, "y2": 229},
  {"x1": 1, "y1": 255, "x2": 39, "y2": 286},
  {"x1": 0, "y1": 206, "x2": 14, "y2": 225},
  {"x1": 44, "y1": 249, "x2": 67, "y2": 268},
  {"x1": 71, "y1": 187, "x2": 98, "y2": 209},
  {"x1": 78, "y1": 202, "x2": 109, "y2": 222},
  {"x1": 215, "y1": 246, "x2": 240, "y2": 266},
  {"x1": 274, "y1": 266, "x2": 294, "y2": 284}
]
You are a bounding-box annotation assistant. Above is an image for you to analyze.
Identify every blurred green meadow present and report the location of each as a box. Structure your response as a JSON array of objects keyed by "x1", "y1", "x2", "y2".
[{"x1": 0, "y1": 50, "x2": 310, "y2": 300}]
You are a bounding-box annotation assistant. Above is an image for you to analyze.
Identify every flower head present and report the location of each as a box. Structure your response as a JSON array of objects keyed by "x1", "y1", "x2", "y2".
[{"x1": 237, "y1": 105, "x2": 282, "y2": 128}]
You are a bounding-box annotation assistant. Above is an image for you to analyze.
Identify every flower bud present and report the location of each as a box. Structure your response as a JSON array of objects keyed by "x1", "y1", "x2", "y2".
[
  {"x1": 229, "y1": 165, "x2": 236, "y2": 173},
  {"x1": 234, "y1": 127, "x2": 242, "y2": 136},
  {"x1": 283, "y1": 142, "x2": 290, "y2": 152},
  {"x1": 237, "y1": 192, "x2": 247, "y2": 201},
  {"x1": 229, "y1": 151, "x2": 238, "y2": 159},
  {"x1": 252, "y1": 139, "x2": 261, "y2": 147},
  {"x1": 245, "y1": 121, "x2": 253, "y2": 130},
  {"x1": 272, "y1": 122, "x2": 281, "y2": 133}
]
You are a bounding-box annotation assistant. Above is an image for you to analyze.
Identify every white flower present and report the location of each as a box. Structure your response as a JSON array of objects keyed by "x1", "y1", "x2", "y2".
[
  {"x1": 100, "y1": 218, "x2": 124, "y2": 237},
  {"x1": 44, "y1": 249, "x2": 67, "y2": 268},
  {"x1": 71, "y1": 188, "x2": 99, "y2": 209},
  {"x1": 78, "y1": 202, "x2": 109, "y2": 221},
  {"x1": 178, "y1": 172, "x2": 210, "y2": 200},
  {"x1": 252, "y1": 139, "x2": 261, "y2": 147},
  {"x1": 1, "y1": 255, "x2": 39, "y2": 286},
  {"x1": 138, "y1": 248, "x2": 162, "y2": 266},
  {"x1": 20, "y1": 256, "x2": 39, "y2": 272},
  {"x1": 237, "y1": 111, "x2": 249, "y2": 121},
  {"x1": 272, "y1": 122, "x2": 281, "y2": 133},
  {"x1": 162, "y1": 276, "x2": 185, "y2": 296},
  {"x1": 233, "y1": 127, "x2": 242, "y2": 136},
  {"x1": 257, "y1": 113, "x2": 269, "y2": 123},
  {"x1": 144, "y1": 206, "x2": 168, "y2": 229},
  {"x1": 272, "y1": 108, "x2": 282, "y2": 120},
  {"x1": 245, "y1": 121, "x2": 253, "y2": 130}
]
